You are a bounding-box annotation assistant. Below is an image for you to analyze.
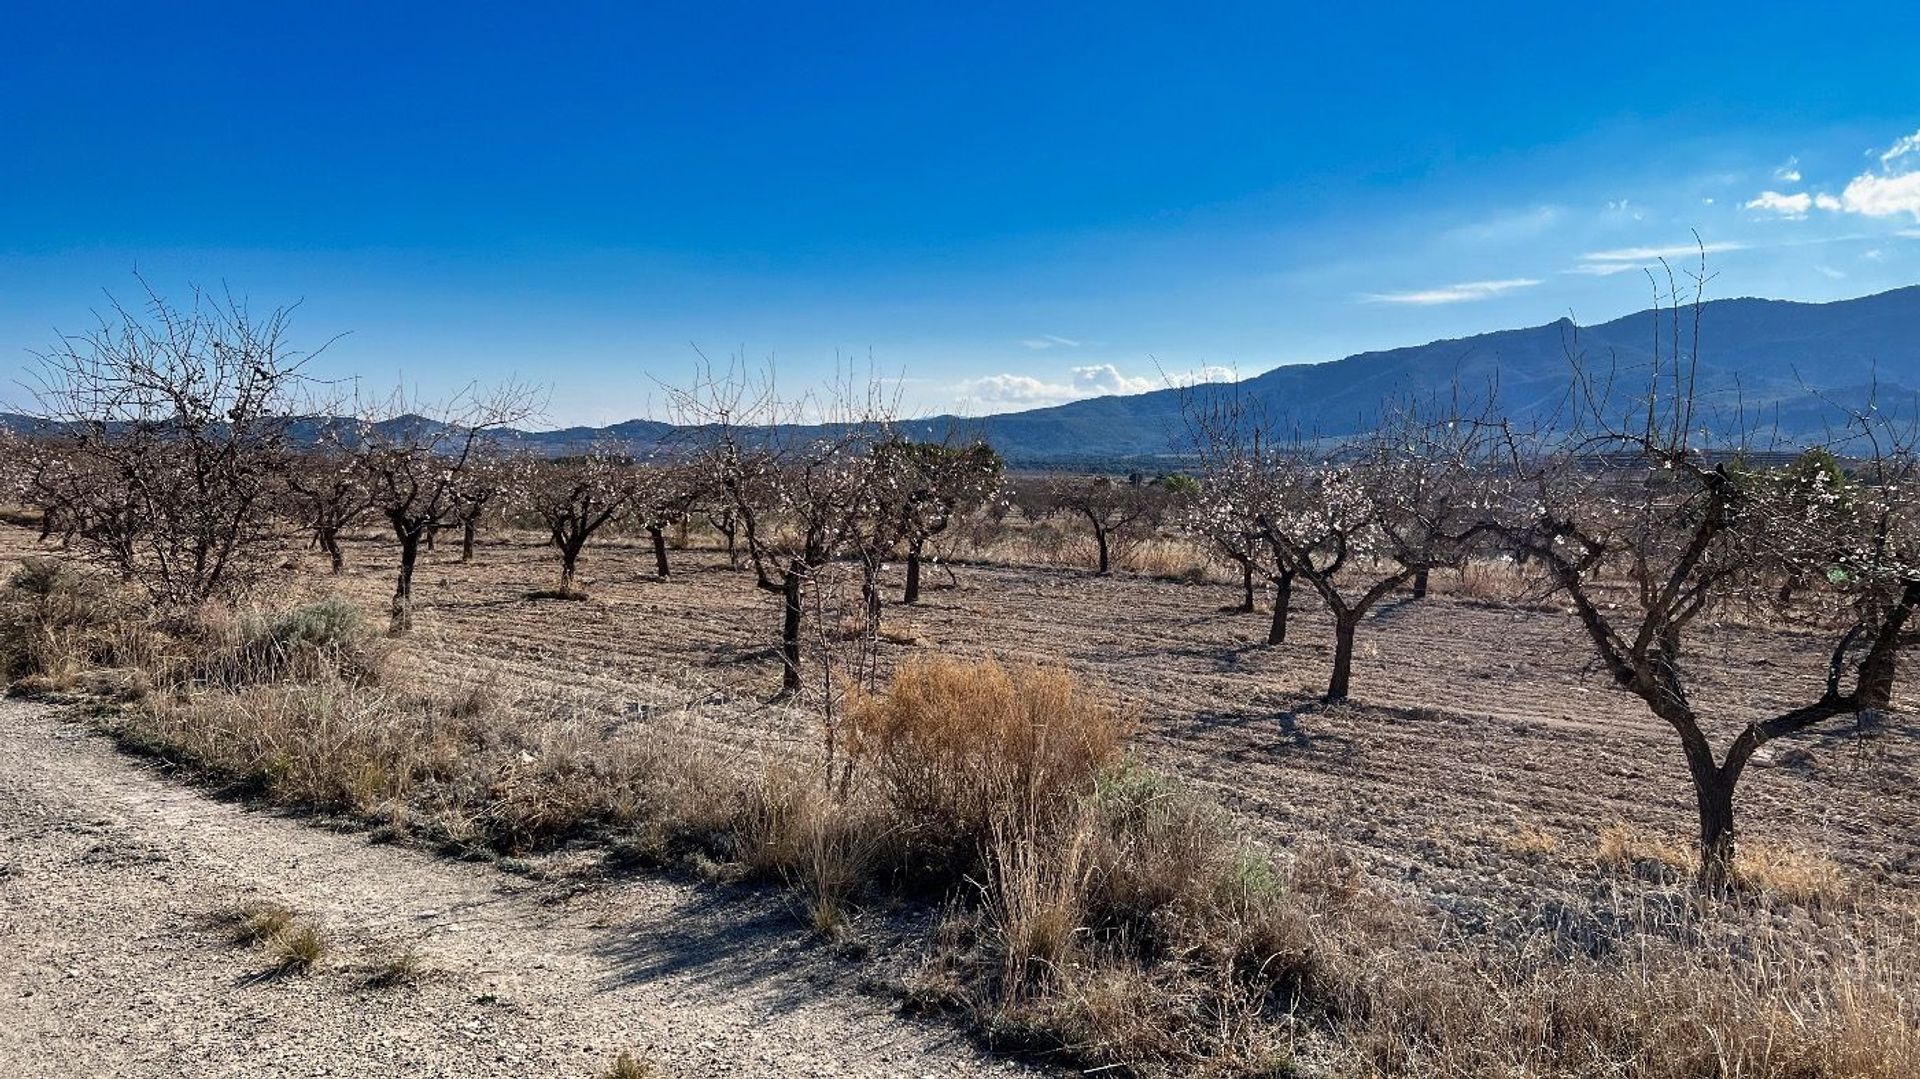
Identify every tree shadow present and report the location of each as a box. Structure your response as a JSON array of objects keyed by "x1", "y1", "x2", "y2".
[{"x1": 588, "y1": 886, "x2": 859, "y2": 1014}]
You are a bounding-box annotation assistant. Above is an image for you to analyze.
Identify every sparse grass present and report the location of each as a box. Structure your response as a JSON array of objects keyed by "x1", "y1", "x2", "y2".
[
  {"x1": 268, "y1": 921, "x2": 330, "y2": 974},
  {"x1": 1734, "y1": 839, "x2": 1854, "y2": 910},
  {"x1": 1504, "y1": 820, "x2": 1563, "y2": 858},
  {"x1": 601, "y1": 1050, "x2": 662, "y2": 1079},
  {"x1": 365, "y1": 942, "x2": 427, "y2": 987},
  {"x1": 1597, "y1": 822, "x2": 1694, "y2": 881},
  {"x1": 227, "y1": 899, "x2": 298, "y2": 944}
]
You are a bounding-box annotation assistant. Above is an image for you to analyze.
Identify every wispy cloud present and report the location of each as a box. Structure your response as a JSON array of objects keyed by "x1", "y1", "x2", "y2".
[
  {"x1": 1566, "y1": 240, "x2": 1746, "y2": 276},
  {"x1": 1362, "y1": 278, "x2": 1541, "y2": 305},
  {"x1": 1775, "y1": 157, "x2": 1802, "y2": 183},
  {"x1": 1019, "y1": 334, "x2": 1082, "y2": 350}
]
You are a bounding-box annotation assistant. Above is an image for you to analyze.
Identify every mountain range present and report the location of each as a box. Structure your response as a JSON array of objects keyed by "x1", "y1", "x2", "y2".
[{"x1": 10, "y1": 287, "x2": 1920, "y2": 467}]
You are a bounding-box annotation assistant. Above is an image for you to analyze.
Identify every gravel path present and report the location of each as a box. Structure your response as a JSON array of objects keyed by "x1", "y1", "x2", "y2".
[{"x1": 0, "y1": 698, "x2": 1038, "y2": 1078}]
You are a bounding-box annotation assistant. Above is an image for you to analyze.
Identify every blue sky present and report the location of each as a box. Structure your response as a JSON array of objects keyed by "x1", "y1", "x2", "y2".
[{"x1": 4, "y1": 3, "x2": 1920, "y2": 425}]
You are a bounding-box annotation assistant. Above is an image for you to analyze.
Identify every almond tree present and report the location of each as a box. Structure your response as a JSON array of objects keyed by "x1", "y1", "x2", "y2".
[
  {"x1": 1189, "y1": 391, "x2": 1496, "y2": 701},
  {"x1": 284, "y1": 450, "x2": 374, "y2": 573},
  {"x1": 521, "y1": 450, "x2": 634, "y2": 596},
  {"x1": 1490, "y1": 273, "x2": 1920, "y2": 885},
  {"x1": 23, "y1": 283, "x2": 317, "y2": 606},
  {"x1": 629, "y1": 460, "x2": 708, "y2": 580},
  {"x1": 450, "y1": 447, "x2": 511, "y2": 563},
  {"x1": 673, "y1": 364, "x2": 893, "y2": 696},
  {"x1": 1048, "y1": 473, "x2": 1164, "y2": 576},
  {"x1": 872, "y1": 437, "x2": 1004, "y2": 604},
  {"x1": 353, "y1": 385, "x2": 538, "y2": 633}
]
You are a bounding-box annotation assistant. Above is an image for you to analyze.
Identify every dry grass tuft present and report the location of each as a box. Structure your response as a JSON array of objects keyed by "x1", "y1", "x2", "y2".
[
  {"x1": 268, "y1": 920, "x2": 330, "y2": 974},
  {"x1": 1734, "y1": 839, "x2": 1854, "y2": 910},
  {"x1": 365, "y1": 942, "x2": 427, "y2": 987},
  {"x1": 1597, "y1": 822, "x2": 1694, "y2": 882},
  {"x1": 227, "y1": 899, "x2": 298, "y2": 945},
  {"x1": 601, "y1": 1050, "x2": 663, "y2": 1078},
  {"x1": 848, "y1": 655, "x2": 1132, "y2": 875},
  {"x1": 1503, "y1": 820, "x2": 1564, "y2": 858}
]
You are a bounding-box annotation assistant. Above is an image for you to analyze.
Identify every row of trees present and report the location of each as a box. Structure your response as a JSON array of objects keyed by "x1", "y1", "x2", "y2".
[{"x1": 7, "y1": 278, "x2": 1918, "y2": 889}]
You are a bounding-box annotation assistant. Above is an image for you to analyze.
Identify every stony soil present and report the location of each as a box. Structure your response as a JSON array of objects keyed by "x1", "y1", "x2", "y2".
[{"x1": 0, "y1": 697, "x2": 1037, "y2": 1078}]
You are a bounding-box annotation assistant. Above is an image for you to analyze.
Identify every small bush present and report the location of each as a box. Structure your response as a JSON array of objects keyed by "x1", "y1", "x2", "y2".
[
  {"x1": 0, "y1": 558, "x2": 143, "y2": 691},
  {"x1": 210, "y1": 595, "x2": 386, "y2": 687},
  {"x1": 849, "y1": 656, "x2": 1133, "y2": 877}
]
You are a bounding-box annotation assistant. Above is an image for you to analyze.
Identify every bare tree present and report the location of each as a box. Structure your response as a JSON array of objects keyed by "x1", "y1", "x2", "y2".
[
  {"x1": 22, "y1": 283, "x2": 320, "y2": 606},
  {"x1": 284, "y1": 449, "x2": 374, "y2": 573},
  {"x1": 352, "y1": 384, "x2": 540, "y2": 633},
  {"x1": 520, "y1": 450, "x2": 633, "y2": 596}
]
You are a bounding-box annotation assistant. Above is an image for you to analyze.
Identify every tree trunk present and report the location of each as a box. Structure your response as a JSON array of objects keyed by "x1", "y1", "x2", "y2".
[
  {"x1": 780, "y1": 564, "x2": 804, "y2": 695},
  {"x1": 1691, "y1": 759, "x2": 1740, "y2": 890},
  {"x1": 1412, "y1": 567, "x2": 1429, "y2": 600},
  {"x1": 390, "y1": 528, "x2": 421, "y2": 635},
  {"x1": 904, "y1": 539, "x2": 924, "y2": 604},
  {"x1": 37, "y1": 511, "x2": 53, "y2": 542},
  {"x1": 1238, "y1": 560, "x2": 1256, "y2": 613},
  {"x1": 559, "y1": 540, "x2": 584, "y2": 594},
  {"x1": 1095, "y1": 525, "x2": 1111, "y2": 576},
  {"x1": 1268, "y1": 570, "x2": 1295, "y2": 645},
  {"x1": 862, "y1": 555, "x2": 883, "y2": 633},
  {"x1": 320, "y1": 527, "x2": 345, "y2": 574},
  {"x1": 1325, "y1": 611, "x2": 1359, "y2": 702},
  {"x1": 424, "y1": 524, "x2": 436, "y2": 552},
  {"x1": 648, "y1": 525, "x2": 670, "y2": 579},
  {"x1": 461, "y1": 518, "x2": 477, "y2": 563}
]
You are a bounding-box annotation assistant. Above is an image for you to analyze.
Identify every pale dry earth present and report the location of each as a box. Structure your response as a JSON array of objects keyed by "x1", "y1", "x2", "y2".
[{"x1": 0, "y1": 696, "x2": 1039, "y2": 1078}]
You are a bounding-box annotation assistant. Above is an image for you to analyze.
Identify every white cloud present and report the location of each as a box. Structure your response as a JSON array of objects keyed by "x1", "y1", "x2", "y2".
[
  {"x1": 1864, "y1": 248, "x2": 1886, "y2": 262},
  {"x1": 954, "y1": 373, "x2": 1073, "y2": 406},
  {"x1": 1744, "y1": 128, "x2": 1920, "y2": 222},
  {"x1": 1899, "y1": 228, "x2": 1920, "y2": 239},
  {"x1": 1070, "y1": 363, "x2": 1155, "y2": 395},
  {"x1": 955, "y1": 362, "x2": 1169, "y2": 409},
  {"x1": 1020, "y1": 334, "x2": 1082, "y2": 350},
  {"x1": 1567, "y1": 261, "x2": 1644, "y2": 276},
  {"x1": 1838, "y1": 171, "x2": 1920, "y2": 219},
  {"x1": 1745, "y1": 190, "x2": 1813, "y2": 218},
  {"x1": 1362, "y1": 278, "x2": 1541, "y2": 305},
  {"x1": 1775, "y1": 157, "x2": 1802, "y2": 183},
  {"x1": 1581, "y1": 240, "x2": 1746, "y2": 262},
  {"x1": 1815, "y1": 265, "x2": 1846, "y2": 279}
]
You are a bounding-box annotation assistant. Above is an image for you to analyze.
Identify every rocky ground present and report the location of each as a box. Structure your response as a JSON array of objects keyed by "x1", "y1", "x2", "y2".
[{"x1": 0, "y1": 697, "x2": 1038, "y2": 1078}]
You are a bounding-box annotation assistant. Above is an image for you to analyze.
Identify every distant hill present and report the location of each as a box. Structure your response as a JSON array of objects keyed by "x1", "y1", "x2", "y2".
[{"x1": 9, "y1": 287, "x2": 1920, "y2": 467}]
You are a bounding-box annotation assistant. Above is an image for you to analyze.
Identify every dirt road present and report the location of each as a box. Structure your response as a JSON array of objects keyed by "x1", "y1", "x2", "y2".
[{"x1": 0, "y1": 698, "x2": 1037, "y2": 1078}]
